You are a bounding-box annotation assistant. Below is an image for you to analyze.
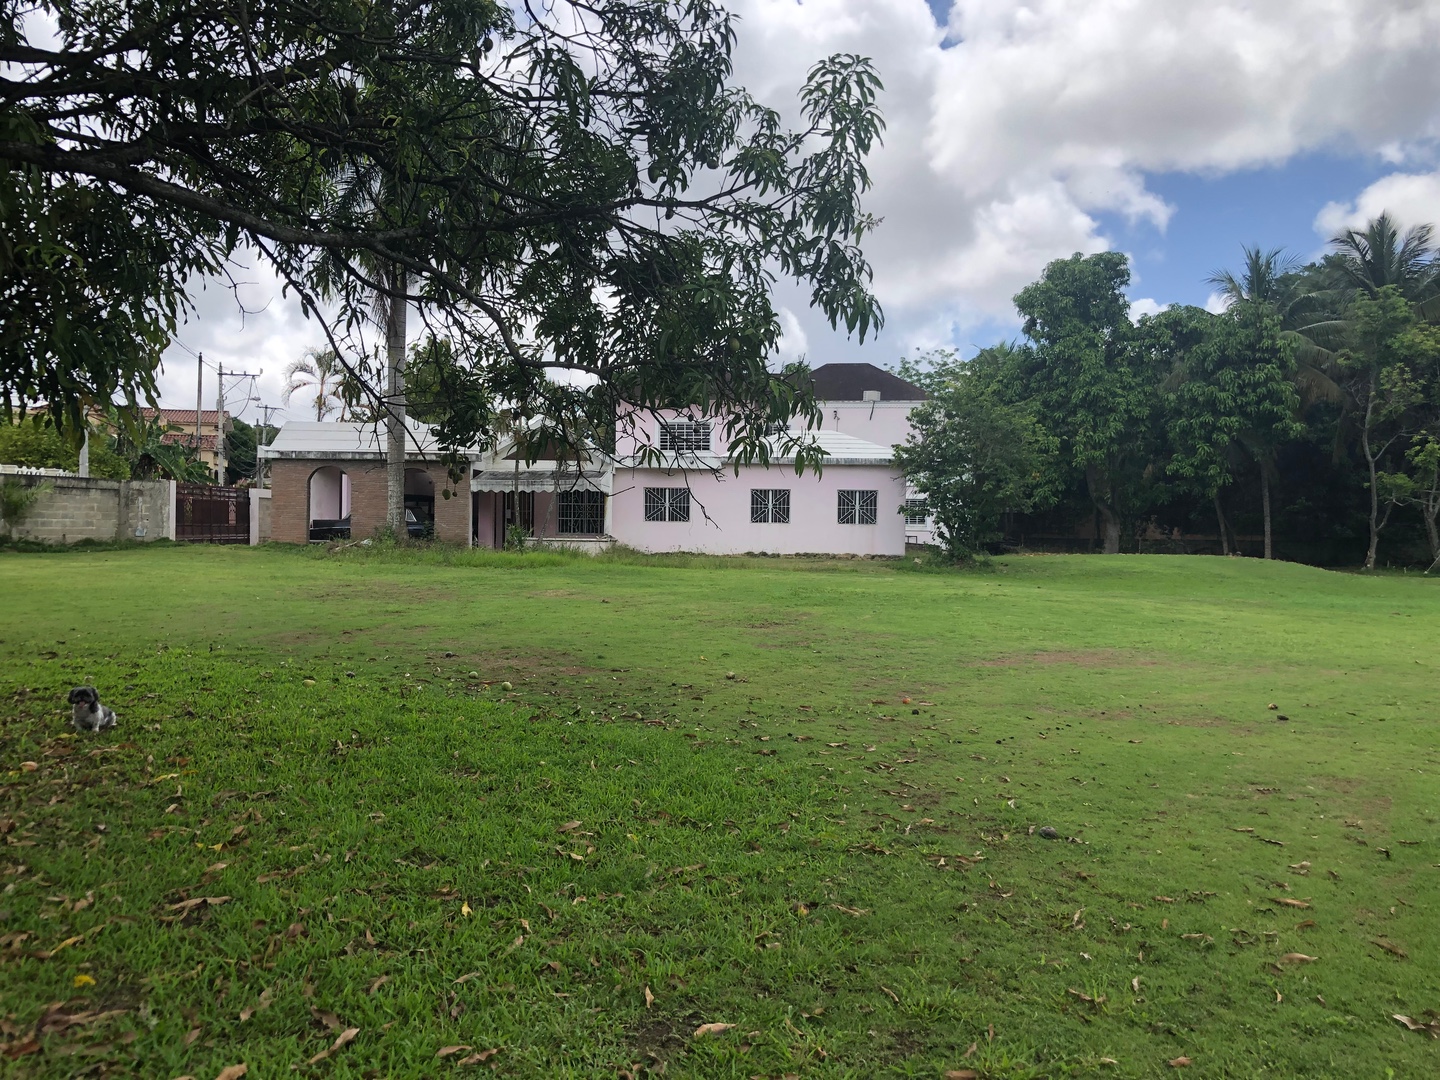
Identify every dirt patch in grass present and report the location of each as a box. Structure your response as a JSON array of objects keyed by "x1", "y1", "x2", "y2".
[{"x1": 970, "y1": 648, "x2": 1163, "y2": 668}]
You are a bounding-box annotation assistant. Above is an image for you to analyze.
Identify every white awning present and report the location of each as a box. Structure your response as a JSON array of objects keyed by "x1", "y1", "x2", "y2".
[{"x1": 471, "y1": 465, "x2": 612, "y2": 494}]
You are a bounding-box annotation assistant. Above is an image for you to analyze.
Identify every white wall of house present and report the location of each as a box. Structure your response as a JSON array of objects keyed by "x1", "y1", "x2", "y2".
[{"x1": 610, "y1": 463, "x2": 908, "y2": 556}]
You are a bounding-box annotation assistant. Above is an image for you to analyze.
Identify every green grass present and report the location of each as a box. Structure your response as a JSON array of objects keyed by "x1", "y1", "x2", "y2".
[{"x1": 2, "y1": 544, "x2": 1439, "y2": 1078}]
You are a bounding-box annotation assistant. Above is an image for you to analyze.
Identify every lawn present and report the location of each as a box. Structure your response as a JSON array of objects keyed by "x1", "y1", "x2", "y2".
[{"x1": 2, "y1": 543, "x2": 1439, "y2": 1079}]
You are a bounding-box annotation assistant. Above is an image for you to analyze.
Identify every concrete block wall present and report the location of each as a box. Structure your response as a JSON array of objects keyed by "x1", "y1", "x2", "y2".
[
  {"x1": 250, "y1": 488, "x2": 273, "y2": 545},
  {"x1": 268, "y1": 459, "x2": 470, "y2": 545},
  {"x1": 0, "y1": 475, "x2": 174, "y2": 543}
]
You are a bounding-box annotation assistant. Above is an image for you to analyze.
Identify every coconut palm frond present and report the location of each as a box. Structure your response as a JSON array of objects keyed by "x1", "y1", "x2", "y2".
[
  {"x1": 1328, "y1": 212, "x2": 1437, "y2": 298},
  {"x1": 1291, "y1": 319, "x2": 1350, "y2": 352},
  {"x1": 1293, "y1": 364, "x2": 1345, "y2": 409}
]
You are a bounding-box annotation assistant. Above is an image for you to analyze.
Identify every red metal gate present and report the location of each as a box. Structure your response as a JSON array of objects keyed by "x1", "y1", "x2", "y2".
[{"x1": 176, "y1": 484, "x2": 250, "y2": 544}]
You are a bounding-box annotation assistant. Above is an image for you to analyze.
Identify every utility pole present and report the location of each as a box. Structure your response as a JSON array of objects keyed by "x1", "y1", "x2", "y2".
[
  {"x1": 194, "y1": 351, "x2": 204, "y2": 455},
  {"x1": 215, "y1": 362, "x2": 226, "y2": 484},
  {"x1": 256, "y1": 403, "x2": 280, "y2": 489}
]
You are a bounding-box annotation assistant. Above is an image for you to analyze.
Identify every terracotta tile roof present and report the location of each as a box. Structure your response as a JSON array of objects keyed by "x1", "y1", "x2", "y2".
[{"x1": 139, "y1": 407, "x2": 230, "y2": 427}]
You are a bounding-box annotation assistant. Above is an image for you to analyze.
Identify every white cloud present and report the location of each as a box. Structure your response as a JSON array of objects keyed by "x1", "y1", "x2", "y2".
[
  {"x1": 149, "y1": 0, "x2": 1440, "y2": 406},
  {"x1": 774, "y1": 307, "x2": 810, "y2": 365},
  {"x1": 1314, "y1": 168, "x2": 1440, "y2": 239},
  {"x1": 1128, "y1": 298, "x2": 1165, "y2": 320},
  {"x1": 1204, "y1": 291, "x2": 1231, "y2": 315},
  {"x1": 727, "y1": 0, "x2": 1440, "y2": 341}
]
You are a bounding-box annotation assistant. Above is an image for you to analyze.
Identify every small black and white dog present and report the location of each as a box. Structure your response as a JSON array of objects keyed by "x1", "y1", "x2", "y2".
[{"x1": 68, "y1": 686, "x2": 117, "y2": 732}]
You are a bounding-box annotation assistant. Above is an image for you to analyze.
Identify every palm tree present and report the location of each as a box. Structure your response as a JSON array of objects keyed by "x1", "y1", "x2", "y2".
[
  {"x1": 283, "y1": 347, "x2": 349, "y2": 421},
  {"x1": 1327, "y1": 213, "x2": 1438, "y2": 301},
  {"x1": 1205, "y1": 246, "x2": 1336, "y2": 559}
]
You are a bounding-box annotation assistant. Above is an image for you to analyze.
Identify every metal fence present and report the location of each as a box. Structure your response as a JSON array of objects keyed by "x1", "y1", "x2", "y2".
[{"x1": 176, "y1": 483, "x2": 250, "y2": 544}]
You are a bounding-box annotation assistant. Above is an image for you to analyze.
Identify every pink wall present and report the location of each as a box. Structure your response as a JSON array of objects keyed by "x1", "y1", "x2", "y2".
[
  {"x1": 610, "y1": 464, "x2": 907, "y2": 556},
  {"x1": 817, "y1": 401, "x2": 917, "y2": 451}
]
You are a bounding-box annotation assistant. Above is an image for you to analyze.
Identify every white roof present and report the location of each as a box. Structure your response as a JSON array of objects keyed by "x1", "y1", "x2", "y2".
[{"x1": 258, "y1": 420, "x2": 476, "y2": 461}]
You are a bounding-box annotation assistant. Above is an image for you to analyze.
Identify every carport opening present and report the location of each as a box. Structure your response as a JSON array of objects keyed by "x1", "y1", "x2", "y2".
[
  {"x1": 308, "y1": 466, "x2": 351, "y2": 541},
  {"x1": 404, "y1": 468, "x2": 435, "y2": 539}
]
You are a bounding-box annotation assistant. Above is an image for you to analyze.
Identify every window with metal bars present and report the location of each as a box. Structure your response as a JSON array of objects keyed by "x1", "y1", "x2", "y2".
[
  {"x1": 557, "y1": 489, "x2": 606, "y2": 534},
  {"x1": 658, "y1": 421, "x2": 712, "y2": 453},
  {"x1": 750, "y1": 488, "x2": 790, "y2": 524},
  {"x1": 904, "y1": 498, "x2": 929, "y2": 526},
  {"x1": 838, "y1": 489, "x2": 878, "y2": 525},
  {"x1": 644, "y1": 487, "x2": 691, "y2": 522}
]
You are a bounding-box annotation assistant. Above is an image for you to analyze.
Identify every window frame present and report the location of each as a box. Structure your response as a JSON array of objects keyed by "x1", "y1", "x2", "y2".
[
  {"x1": 750, "y1": 488, "x2": 791, "y2": 524},
  {"x1": 904, "y1": 498, "x2": 929, "y2": 526},
  {"x1": 644, "y1": 486, "x2": 691, "y2": 523},
  {"x1": 557, "y1": 489, "x2": 606, "y2": 534},
  {"x1": 838, "y1": 489, "x2": 878, "y2": 526},
  {"x1": 658, "y1": 421, "x2": 712, "y2": 454}
]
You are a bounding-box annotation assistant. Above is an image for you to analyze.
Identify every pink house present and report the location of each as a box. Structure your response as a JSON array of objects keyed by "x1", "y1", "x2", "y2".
[{"x1": 470, "y1": 363, "x2": 931, "y2": 556}]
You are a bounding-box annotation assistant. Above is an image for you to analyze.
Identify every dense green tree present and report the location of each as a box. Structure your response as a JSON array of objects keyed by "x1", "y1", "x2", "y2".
[
  {"x1": 1340, "y1": 288, "x2": 1440, "y2": 569},
  {"x1": 0, "y1": 416, "x2": 128, "y2": 478},
  {"x1": 894, "y1": 349, "x2": 1058, "y2": 559},
  {"x1": 1005, "y1": 252, "x2": 1155, "y2": 553},
  {"x1": 3, "y1": 0, "x2": 884, "y2": 480}
]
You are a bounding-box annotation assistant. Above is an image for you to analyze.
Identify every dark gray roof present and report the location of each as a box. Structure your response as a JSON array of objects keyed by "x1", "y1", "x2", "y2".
[{"x1": 808, "y1": 363, "x2": 926, "y2": 402}]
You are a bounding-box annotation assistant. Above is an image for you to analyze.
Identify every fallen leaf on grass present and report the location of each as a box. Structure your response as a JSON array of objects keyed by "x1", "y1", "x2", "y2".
[
  {"x1": 880, "y1": 985, "x2": 900, "y2": 1004},
  {"x1": 436, "y1": 1045, "x2": 472, "y2": 1058},
  {"x1": 458, "y1": 1049, "x2": 499, "y2": 1065},
  {"x1": 1132, "y1": 977, "x2": 1141, "y2": 993},
  {"x1": 216, "y1": 1066, "x2": 248, "y2": 1080},
  {"x1": 1068, "y1": 988, "x2": 1107, "y2": 1006},
  {"x1": 1278, "y1": 953, "x2": 1318, "y2": 965},
  {"x1": 1154, "y1": 896, "x2": 1175, "y2": 903},
  {"x1": 557, "y1": 821, "x2": 581, "y2": 833},
  {"x1": 693, "y1": 1023, "x2": 734, "y2": 1037},
  {"x1": 1393, "y1": 1014, "x2": 1440, "y2": 1037},
  {"x1": 310, "y1": 1007, "x2": 343, "y2": 1032},
  {"x1": 644, "y1": 986, "x2": 654, "y2": 1009},
  {"x1": 452, "y1": 973, "x2": 482, "y2": 986},
  {"x1": 184, "y1": 1027, "x2": 202, "y2": 1046},
  {"x1": 1373, "y1": 938, "x2": 1409, "y2": 959},
  {"x1": 460, "y1": 902, "x2": 472, "y2": 918},
  {"x1": 2, "y1": 1039, "x2": 39, "y2": 1059},
  {"x1": 1272, "y1": 898, "x2": 1310, "y2": 909},
  {"x1": 166, "y1": 896, "x2": 231, "y2": 915},
  {"x1": 366, "y1": 975, "x2": 390, "y2": 995},
  {"x1": 830, "y1": 904, "x2": 869, "y2": 916},
  {"x1": 239, "y1": 986, "x2": 273, "y2": 1022},
  {"x1": 297, "y1": 1027, "x2": 358, "y2": 1067},
  {"x1": 1168, "y1": 1057, "x2": 1192, "y2": 1068},
  {"x1": 944, "y1": 1071, "x2": 978, "y2": 1079},
  {"x1": 1289, "y1": 861, "x2": 1311, "y2": 874}
]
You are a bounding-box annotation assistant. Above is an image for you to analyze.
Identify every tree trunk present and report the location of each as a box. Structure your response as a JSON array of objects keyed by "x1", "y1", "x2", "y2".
[
  {"x1": 1424, "y1": 493, "x2": 1440, "y2": 573},
  {"x1": 1213, "y1": 490, "x2": 1231, "y2": 556},
  {"x1": 1362, "y1": 375, "x2": 1380, "y2": 571},
  {"x1": 1085, "y1": 465, "x2": 1121, "y2": 554},
  {"x1": 1261, "y1": 470, "x2": 1273, "y2": 561},
  {"x1": 385, "y1": 265, "x2": 408, "y2": 537}
]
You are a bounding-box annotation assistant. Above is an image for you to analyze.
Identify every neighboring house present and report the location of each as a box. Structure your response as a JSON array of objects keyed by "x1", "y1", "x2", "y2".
[
  {"x1": 136, "y1": 408, "x2": 231, "y2": 474},
  {"x1": 258, "y1": 420, "x2": 473, "y2": 544},
  {"x1": 258, "y1": 362, "x2": 934, "y2": 555}
]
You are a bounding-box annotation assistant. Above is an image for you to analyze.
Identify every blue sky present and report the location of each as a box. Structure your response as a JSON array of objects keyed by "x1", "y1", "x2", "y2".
[{"x1": 1112, "y1": 154, "x2": 1396, "y2": 311}]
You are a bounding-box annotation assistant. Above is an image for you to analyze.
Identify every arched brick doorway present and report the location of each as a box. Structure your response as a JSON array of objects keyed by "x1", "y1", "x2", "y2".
[{"x1": 308, "y1": 466, "x2": 351, "y2": 540}]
